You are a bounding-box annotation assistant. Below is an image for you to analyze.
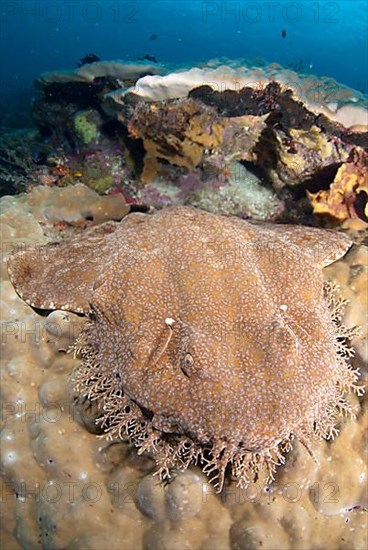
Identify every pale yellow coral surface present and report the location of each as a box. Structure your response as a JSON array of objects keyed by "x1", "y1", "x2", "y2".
[
  {"x1": 308, "y1": 148, "x2": 368, "y2": 223},
  {"x1": 0, "y1": 192, "x2": 367, "y2": 549}
]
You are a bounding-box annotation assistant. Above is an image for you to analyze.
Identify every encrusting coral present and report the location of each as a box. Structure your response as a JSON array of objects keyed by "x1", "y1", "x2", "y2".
[
  {"x1": 7, "y1": 207, "x2": 363, "y2": 492},
  {"x1": 308, "y1": 147, "x2": 368, "y2": 223},
  {"x1": 73, "y1": 110, "x2": 100, "y2": 144},
  {"x1": 122, "y1": 81, "x2": 366, "y2": 195},
  {"x1": 26, "y1": 59, "x2": 367, "y2": 227},
  {"x1": 126, "y1": 100, "x2": 225, "y2": 182}
]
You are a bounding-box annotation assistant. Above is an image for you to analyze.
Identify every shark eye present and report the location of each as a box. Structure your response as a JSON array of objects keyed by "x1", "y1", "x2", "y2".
[
  {"x1": 184, "y1": 353, "x2": 194, "y2": 367},
  {"x1": 180, "y1": 353, "x2": 195, "y2": 377}
]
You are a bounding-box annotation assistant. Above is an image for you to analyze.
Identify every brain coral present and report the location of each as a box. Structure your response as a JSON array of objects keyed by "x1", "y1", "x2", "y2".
[{"x1": 7, "y1": 207, "x2": 363, "y2": 492}]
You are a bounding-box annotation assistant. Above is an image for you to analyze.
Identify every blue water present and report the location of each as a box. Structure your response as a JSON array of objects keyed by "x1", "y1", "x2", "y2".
[{"x1": 1, "y1": 0, "x2": 367, "y2": 126}]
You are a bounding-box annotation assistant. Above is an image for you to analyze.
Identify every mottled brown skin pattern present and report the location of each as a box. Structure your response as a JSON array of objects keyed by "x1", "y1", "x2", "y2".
[{"x1": 8, "y1": 207, "x2": 362, "y2": 491}]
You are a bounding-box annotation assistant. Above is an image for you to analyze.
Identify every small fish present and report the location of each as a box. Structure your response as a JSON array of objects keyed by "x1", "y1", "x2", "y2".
[
  {"x1": 281, "y1": 29, "x2": 287, "y2": 38},
  {"x1": 78, "y1": 54, "x2": 101, "y2": 68},
  {"x1": 138, "y1": 54, "x2": 158, "y2": 63},
  {"x1": 150, "y1": 33, "x2": 158, "y2": 41}
]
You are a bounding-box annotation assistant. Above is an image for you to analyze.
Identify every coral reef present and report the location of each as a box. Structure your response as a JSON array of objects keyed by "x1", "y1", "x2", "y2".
[
  {"x1": 124, "y1": 82, "x2": 365, "y2": 194},
  {"x1": 121, "y1": 62, "x2": 368, "y2": 131},
  {"x1": 9, "y1": 59, "x2": 363, "y2": 227},
  {"x1": 32, "y1": 60, "x2": 164, "y2": 150},
  {"x1": 0, "y1": 129, "x2": 40, "y2": 194},
  {"x1": 1, "y1": 57, "x2": 367, "y2": 550},
  {"x1": 197, "y1": 161, "x2": 283, "y2": 219},
  {"x1": 143, "y1": 162, "x2": 283, "y2": 220},
  {"x1": 126, "y1": 99, "x2": 225, "y2": 182},
  {"x1": 1, "y1": 193, "x2": 367, "y2": 549},
  {"x1": 78, "y1": 147, "x2": 134, "y2": 194},
  {"x1": 0, "y1": 121, "x2": 136, "y2": 202}
]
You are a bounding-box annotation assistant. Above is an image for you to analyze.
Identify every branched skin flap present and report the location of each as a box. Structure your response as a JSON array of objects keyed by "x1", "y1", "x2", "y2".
[{"x1": 7, "y1": 207, "x2": 363, "y2": 492}]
